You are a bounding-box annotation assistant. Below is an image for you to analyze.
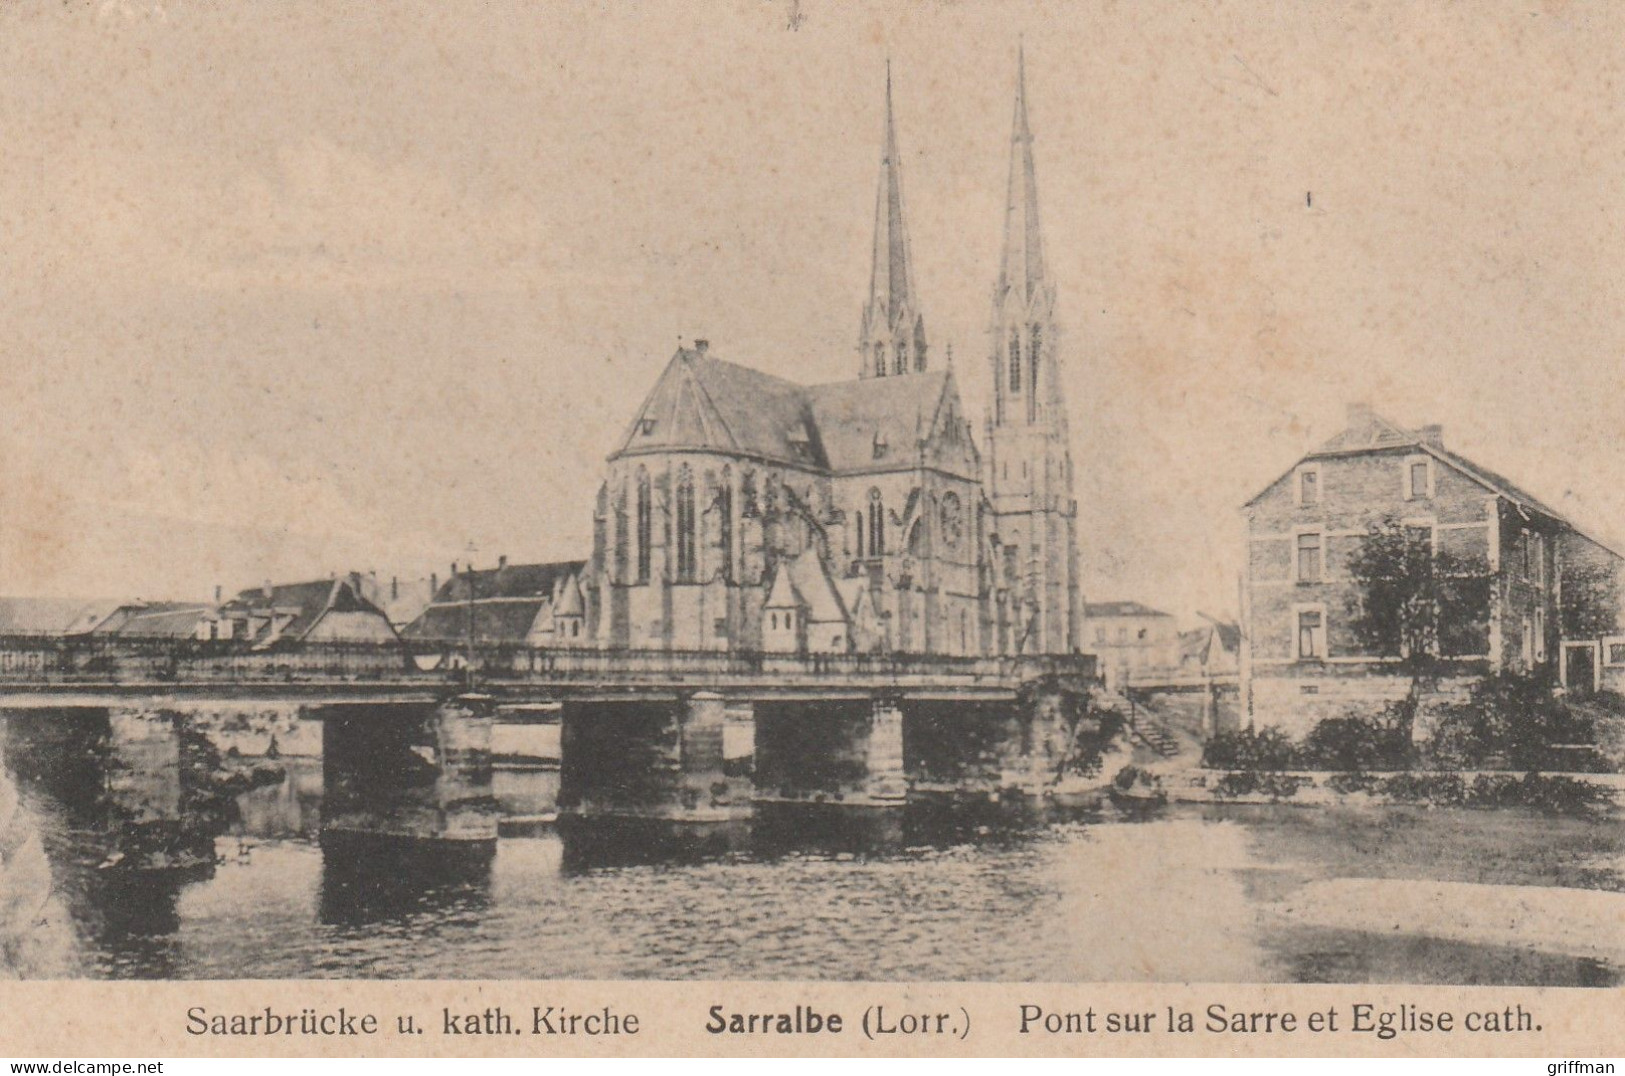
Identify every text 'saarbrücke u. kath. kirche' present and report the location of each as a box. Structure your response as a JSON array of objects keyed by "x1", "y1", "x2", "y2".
[{"x1": 583, "y1": 54, "x2": 1080, "y2": 659}]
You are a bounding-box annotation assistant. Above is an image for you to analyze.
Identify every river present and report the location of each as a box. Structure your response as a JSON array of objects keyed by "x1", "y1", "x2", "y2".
[{"x1": 16, "y1": 758, "x2": 1624, "y2": 984}]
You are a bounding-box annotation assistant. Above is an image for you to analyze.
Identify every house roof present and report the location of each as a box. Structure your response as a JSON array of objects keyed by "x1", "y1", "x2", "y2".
[
  {"x1": 111, "y1": 603, "x2": 214, "y2": 638},
  {"x1": 229, "y1": 576, "x2": 392, "y2": 644},
  {"x1": 1084, "y1": 600, "x2": 1172, "y2": 620},
  {"x1": 0, "y1": 597, "x2": 125, "y2": 635},
  {"x1": 428, "y1": 561, "x2": 587, "y2": 605},
  {"x1": 406, "y1": 602, "x2": 546, "y2": 644},
  {"x1": 1248, "y1": 406, "x2": 1622, "y2": 556}
]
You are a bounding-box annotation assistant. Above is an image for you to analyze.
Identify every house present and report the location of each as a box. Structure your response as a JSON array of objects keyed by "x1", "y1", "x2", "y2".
[
  {"x1": 1179, "y1": 613, "x2": 1241, "y2": 679},
  {"x1": 1083, "y1": 601, "x2": 1180, "y2": 687},
  {"x1": 1241, "y1": 404, "x2": 1625, "y2": 735},
  {"x1": 217, "y1": 574, "x2": 399, "y2": 648},
  {"x1": 403, "y1": 559, "x2": 591, "y2": 649},
  {"x1": 354, "y1": 572, "x2": 438, "y2": 631}
]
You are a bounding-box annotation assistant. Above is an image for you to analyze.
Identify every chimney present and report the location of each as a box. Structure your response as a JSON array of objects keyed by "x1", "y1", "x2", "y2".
[
  {"x1": 498, "y1": 554, "x2": 508, "y2": 570},
  {"x1": 430, "y1": 572, "x2": 438, "y2": 595},
  {"x1": 391, "y1": 575, "x2": 399, "y2": 601},
  {"x1": 213, "y1": 584, "x2": 222, "y2": 604},
  {"x1": 693, "y1": 339, "x2": 709, "y2": 354},
  {"x1": 262, "y1": 580, "x2": 273, "y2": 601},
  {"x1": 1419, "y1": 424, "x2": 1444, "y2": 448},
  {"x1": 1346, "y1": 402, "x2": 1374, "y2": 428}
]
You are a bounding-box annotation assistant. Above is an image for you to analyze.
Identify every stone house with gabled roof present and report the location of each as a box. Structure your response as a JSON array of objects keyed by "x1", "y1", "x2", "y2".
[
  {"x1": 1241, "y1": 403, "x2": 1625, "y2": 735},
  {"x1": 403, "y1": 559, "x2": 590, "y2": 649},
  {"x1": 216, "y1": 574, "x2": 399, "y2": 648}
]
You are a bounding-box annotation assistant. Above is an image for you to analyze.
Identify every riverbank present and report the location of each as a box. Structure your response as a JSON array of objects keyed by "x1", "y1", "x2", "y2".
[{"x1": 1155, "y1": 767, "x2": 1622, "y2": 811}]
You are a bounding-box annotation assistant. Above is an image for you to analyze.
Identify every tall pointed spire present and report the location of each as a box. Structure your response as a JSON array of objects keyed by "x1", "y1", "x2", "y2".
[
  {"x1": 859, "y1": 61, "x2": 927, "y2": 379},
  {"x1": 999, "y1": 42, "x2": 1047, "y2": 306}
]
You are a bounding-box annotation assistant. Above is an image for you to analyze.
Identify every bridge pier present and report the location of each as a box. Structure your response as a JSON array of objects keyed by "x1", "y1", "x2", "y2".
[
  {"x1": 754, "y1": 696, "x2": 905, "y2": 806},
  {"x1": 558, "y1": 692, "x2": 746, "y2": 821},
  {"x1": 320, "y1": 697, "x2": 498, "y2": 849}
]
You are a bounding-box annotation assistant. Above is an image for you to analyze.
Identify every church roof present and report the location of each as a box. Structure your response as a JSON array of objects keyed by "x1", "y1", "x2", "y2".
[
  {"x1": 804, "y1": 371, "x2": 950, "y2": 473},
  {"x1": 613, "y1": 347, "x2": 825, "y2": 469},
  {"x1": 764, "y1": 549, "x2": 849, "y2": 624},
  {"x1": 868, "y1": 62, "x2": 920, "y2": 335},
  {"x1": 612, "y1": 346, "x2": 955, "y2": 476},
  {"x1": 998, "y1": 44, "x2": 1048, "y2": 309}
]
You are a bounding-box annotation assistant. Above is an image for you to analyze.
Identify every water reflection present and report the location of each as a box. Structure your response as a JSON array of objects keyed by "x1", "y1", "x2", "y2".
[{"x1": 317, "y1": 835, "x2": 494, "y2": 928}]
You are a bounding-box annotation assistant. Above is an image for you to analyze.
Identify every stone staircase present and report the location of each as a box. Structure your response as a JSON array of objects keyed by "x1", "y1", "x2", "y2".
[{"x1": 1127, "y1": 709, "x2": 1181, "y2": 758}]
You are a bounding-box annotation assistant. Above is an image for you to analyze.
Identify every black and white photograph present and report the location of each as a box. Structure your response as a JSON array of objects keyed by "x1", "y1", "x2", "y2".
[{"x1": 1, "y1": 0, "x2": 1622, "y2": 1022}]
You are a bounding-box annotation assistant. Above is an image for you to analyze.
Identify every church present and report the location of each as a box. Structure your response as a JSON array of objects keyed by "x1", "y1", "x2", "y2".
[{"x1": 584, "y1": 53, "x2": 1082, "y2": 658}]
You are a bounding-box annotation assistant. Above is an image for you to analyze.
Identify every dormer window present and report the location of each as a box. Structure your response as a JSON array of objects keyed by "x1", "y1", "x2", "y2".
[
  {"x1": 639, "y1": 418, "x2": 657, "y2": 436},
  {"x1": 872, "y1": 432, "x2": 889, "y2": 460}
]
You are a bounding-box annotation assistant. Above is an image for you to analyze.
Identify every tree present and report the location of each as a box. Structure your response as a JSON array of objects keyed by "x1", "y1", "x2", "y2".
[{"x1": 1346, "y1": 517, "x2": 1493, "y2": 742}]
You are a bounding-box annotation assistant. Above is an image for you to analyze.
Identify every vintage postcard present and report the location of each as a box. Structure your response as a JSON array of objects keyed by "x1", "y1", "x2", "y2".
[{"x1": 0, "y1": 0, "x2": 1622, "y2": 1060}]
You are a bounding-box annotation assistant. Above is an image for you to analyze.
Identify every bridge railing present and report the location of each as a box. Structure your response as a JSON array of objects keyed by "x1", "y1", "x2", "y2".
[{"x1": 0, "y1": 634, "x2": 1095, "y2": 688}]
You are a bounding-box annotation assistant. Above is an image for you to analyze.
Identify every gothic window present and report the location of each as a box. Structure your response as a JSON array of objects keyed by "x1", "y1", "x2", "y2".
[
  {"x1": 1028, "y1": 325, "x2": 1041, "y2": 421},
  {"x1": 868, "y1": 488, "x2": 885, "y2": 556},
  {"x1": 874, "y1": 343, "x2": 887, "y2": 378},
  {"x1": 893, "y1": 340, "x2": 906, "y2": 376},
  {"x1": 635, "y1": 469, "x2": 652, "y2": 583},
  {"x1": 855, "y1": 510, "x2": 865, "y2": 559},
  {"x1": 1008, "y1": 329, "x2": 1021, "y2": 392},
  {"x1": 718, "y1": 468, "x2": 734, "y2": 581},
  {"x1": 613, "y1": 488, "x2": 629, "y2": 578},
  {"x1": 940, "y1": 492, "x2": 962, "y2": 549},
  {"x1": 676, "y1": 466, "x2": 696, "y2": 582}
]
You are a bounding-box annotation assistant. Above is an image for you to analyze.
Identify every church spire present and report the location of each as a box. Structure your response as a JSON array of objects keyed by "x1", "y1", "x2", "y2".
[
  {"x1": 998, "y1": 43, "x2": 1047, "y2": 307},
  {"x1": 859, "y1": 61, "x2": 927, "y2": 379}
]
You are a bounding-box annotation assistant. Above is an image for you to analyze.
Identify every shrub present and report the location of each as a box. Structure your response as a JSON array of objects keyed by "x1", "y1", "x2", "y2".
[
  {"x1": 1202, "y1": 727, "x2": 1297, "y2": 771},
  {"x1": 1325, "y1": 771, "x2": 1382, "y2": 795},
  {"x1": 1380, "y1": 771, "x2": 1465, "y2": 806},
  {"x1": 1298, "y1": 714, "x2": 1410, "y2": 771},
  {"x1": 1112, "y1": 765, "x2": 1157, "y2": 792},
  {"x1": 1212, "y1": 771, "x2": 1308, "y2": 801},
  {"x1": 1476, "y1": 773, "x2": 1614, "y2": 816},
  {"x1": 1426, "y1": 671, "x2": 1598, "y2": 771},
  {"x1": 1465, "y1": 773, "x2": 1522, "y2": 808}
]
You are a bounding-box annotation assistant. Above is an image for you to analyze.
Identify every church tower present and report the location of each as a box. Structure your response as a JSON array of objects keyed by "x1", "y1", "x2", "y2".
[
  {"x1": 858, "y1": 64, "x2": 928, "y2": 380},
  {"x1": 985, "y1": 47, "x2": 1081, "y2": 654}
]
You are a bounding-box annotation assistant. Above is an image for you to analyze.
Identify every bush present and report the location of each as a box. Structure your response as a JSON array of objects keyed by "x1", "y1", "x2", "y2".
[
  {"x1": 1112, "y1": 765, "x2": 1159, "y2": 793},
  {"x1": 1380, "y1": 771, "x2": 1466, "y2": 806},
  {"x1": 1298, "y1": 714, "x2": 1409, "y2": 771},
  {"x1": 1202, "y1": 727, "x2": 1297, "y2": 771},
  {"x1": 1212, "y1": 771, "x2": 1308, "y2": 801},
  {"x1": 1325, "y1": 771, "x2": 1382, "y2": 795},
  {"x1": 1464, "y1": 773, "x2": 1615, "y2": 816},
  {"x1": 1426, "y1": 671, "x2": 1598, "y2": 771}
]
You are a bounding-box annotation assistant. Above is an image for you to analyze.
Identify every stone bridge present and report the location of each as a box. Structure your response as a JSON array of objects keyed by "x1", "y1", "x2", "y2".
[{"x1": 0, "y1": 635, "x2": 1102, "y2": 865}]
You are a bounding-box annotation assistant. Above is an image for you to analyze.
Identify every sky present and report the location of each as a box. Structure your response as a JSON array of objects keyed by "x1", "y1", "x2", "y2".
[{"x1": 2, "y1": 0, "x2": 1624, "y2": 625}]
